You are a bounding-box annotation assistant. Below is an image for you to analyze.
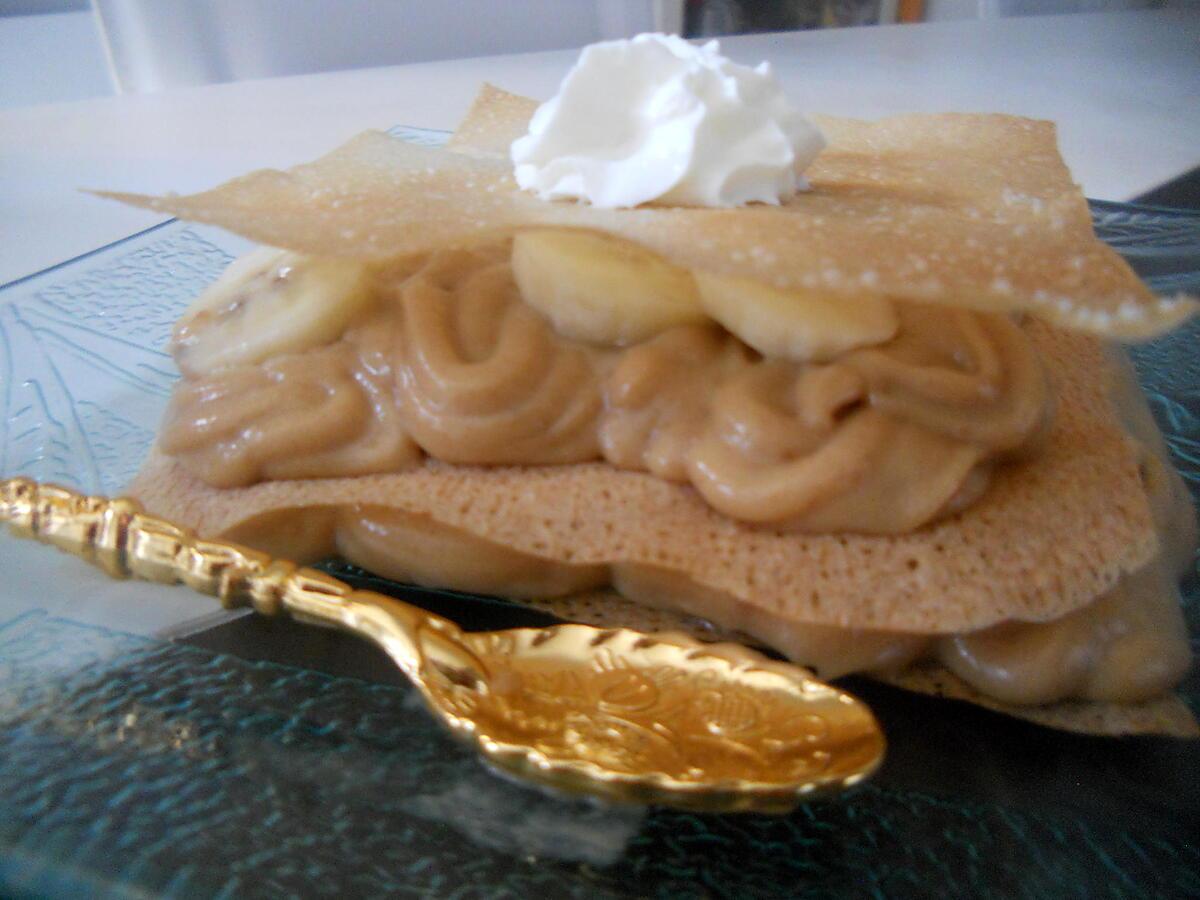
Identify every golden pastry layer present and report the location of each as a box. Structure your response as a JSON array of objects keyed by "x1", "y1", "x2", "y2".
[
  {"x1": 99, "y1": 86, "x2": 1197, "y2": 339},
  {"x1": 214, "y1": 499, "x2": 1189, "y2": 708}
]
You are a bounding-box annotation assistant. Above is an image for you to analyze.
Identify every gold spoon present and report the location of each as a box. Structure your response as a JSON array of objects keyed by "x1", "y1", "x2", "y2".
[{"x1": 0, "y1": 477, "x2": 884, "y2": 814}]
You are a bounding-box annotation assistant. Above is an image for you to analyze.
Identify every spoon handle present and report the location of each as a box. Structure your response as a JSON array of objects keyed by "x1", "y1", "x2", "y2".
[{"x1": 0, "y1": 476, "x2": 455, "y2": 680}]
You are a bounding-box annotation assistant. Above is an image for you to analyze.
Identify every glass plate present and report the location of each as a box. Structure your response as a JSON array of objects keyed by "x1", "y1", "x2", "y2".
[{"x1": 1, "y1": 133, "x2": 1198, "y2": 897}]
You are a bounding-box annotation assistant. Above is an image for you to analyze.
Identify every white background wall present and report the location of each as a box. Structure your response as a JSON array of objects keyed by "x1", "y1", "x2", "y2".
[{"x1": 1, "y1": 0, "x2": 1193, "y2": 109}]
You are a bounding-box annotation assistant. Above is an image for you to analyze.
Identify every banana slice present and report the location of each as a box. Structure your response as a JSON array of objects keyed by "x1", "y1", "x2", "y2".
[
  {"x1": 172, "y1": 247, "x2": 376, "y2": 376},
  {"x1": 511, "y1": 230, "x2": 706, "y2": 346},
  {"x1": 694, "y1": 272, "x2": 899, "y2": 362}
]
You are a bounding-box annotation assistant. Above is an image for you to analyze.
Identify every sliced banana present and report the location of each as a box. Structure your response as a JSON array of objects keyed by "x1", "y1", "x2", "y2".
[
  {"x1": 178, "y1": 245, "x2": 289, "y2": 319},
  {"x1": 511, "y1": 230, "x2": 706, "y2": 346},
  {"x1": 694, "y1": 271, "x2": 899, "y2": 362},
  {"x1": 172, "y1": 247, "x2": 376, "y2": 376}
]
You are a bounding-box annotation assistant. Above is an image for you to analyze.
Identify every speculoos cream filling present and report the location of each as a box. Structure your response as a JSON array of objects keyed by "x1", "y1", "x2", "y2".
[
  {"x1": 159, "y1": 238, "x2": 1192, "y2": 706},
  {"x1": 161, "y1": 241, "x2": 1050, "y2": 534}
]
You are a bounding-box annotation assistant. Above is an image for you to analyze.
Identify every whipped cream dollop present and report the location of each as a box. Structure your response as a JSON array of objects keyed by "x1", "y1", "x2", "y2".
[{"x1": 510, "y1": 33, "x2": 826, "y2": 209}]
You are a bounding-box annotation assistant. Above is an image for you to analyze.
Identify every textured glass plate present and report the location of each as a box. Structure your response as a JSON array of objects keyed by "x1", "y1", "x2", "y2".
[{"x1": 1, "y1": 146, "x2": 1198, "y2": 897}]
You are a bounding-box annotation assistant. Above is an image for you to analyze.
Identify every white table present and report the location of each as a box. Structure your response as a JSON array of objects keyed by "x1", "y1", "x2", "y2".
[{"x1": 1, "y1": 8, "x2": 1199, "y2": 288}]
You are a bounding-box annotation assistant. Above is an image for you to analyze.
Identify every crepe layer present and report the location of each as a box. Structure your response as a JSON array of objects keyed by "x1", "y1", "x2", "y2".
[{"x1": 98, "y1": 86, "x2": 1196, "y2": 341}]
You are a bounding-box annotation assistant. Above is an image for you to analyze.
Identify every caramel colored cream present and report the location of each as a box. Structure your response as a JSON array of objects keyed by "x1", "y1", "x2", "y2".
[
  {"x1": 161, "y1": 320, "x2": 421, "y2": 488},
  {"x1": 935, "y1": 427, "x2": 1194, "y2": 705},
  {"x1": 937, "y1": 559, "x2": 1191, "y2": 705},
  {"x1": 335, "y1": 506, "x2": 607, "y2": 599},
  {"x1": 162, "y1": 236, "x2": 1192, "y2": 707},
  {"x1": 162, "y1": 241, "x2": 1050, "y2": 534}
]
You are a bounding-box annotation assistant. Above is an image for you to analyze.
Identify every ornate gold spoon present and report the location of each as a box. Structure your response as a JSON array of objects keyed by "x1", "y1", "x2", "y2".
[{"x1": 0, "y1": 477, "x2": 884, "y2": 814}]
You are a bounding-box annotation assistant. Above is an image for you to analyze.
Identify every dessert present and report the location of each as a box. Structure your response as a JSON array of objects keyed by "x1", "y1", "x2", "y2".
[{"x1": 103, "y1": 36, "x2": 1199, "y2": 736}]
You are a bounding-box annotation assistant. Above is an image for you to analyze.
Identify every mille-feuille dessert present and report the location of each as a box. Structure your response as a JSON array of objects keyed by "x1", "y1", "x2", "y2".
[{"x1": 103, "y1": 35, "x2": 1199, "y2": 736}]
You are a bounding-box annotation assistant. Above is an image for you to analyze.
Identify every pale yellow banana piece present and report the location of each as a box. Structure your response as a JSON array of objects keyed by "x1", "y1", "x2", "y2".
[
  {"x1": 695, "y1": 272, "x2": 899, "y2": 362},
  {"x1": 172, "y1": 247, "x2": 375, "y2": 376},
  {"x1": 511, "y1": 230, "x2": 706, "y2": 346}
]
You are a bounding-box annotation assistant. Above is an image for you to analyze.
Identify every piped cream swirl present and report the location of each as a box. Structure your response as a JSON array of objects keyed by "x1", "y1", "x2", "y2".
[{"x1": 394, "y1": 249, "x2": 602, "y2": 464}]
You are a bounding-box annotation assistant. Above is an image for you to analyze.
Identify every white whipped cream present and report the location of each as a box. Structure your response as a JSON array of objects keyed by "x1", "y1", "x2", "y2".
[{"x1": 510, "y1": 33, "x2": 825, "y2": 209}]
